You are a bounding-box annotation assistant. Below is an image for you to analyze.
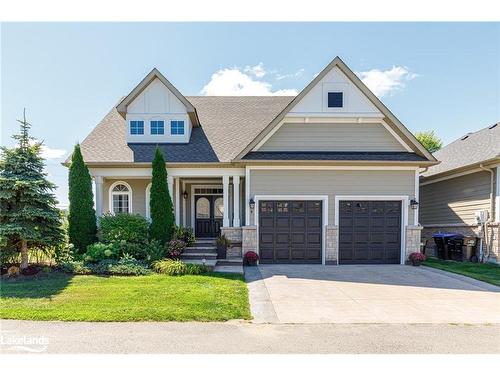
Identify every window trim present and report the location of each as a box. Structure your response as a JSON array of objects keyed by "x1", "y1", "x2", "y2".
[
  {"x1": 129, "y1": 120, "x2": 145, "y2": 135},
  {"x1": 150, "y1": 120, "x2": 165, "y2": 136},
  {"x1": 109, "y1": 181, "x2": 133, "y2": 214},
  {"x1": 145, "y1": 183, "x2": 152, "y2": 220},
  {"x1": 170, "y1": 120, "x2": 185, "y2": 136}
]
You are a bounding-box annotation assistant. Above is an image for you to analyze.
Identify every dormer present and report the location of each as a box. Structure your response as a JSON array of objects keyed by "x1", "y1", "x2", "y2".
[{"x1": 116, "y1": 68, "x2": 200, "y2": 144}]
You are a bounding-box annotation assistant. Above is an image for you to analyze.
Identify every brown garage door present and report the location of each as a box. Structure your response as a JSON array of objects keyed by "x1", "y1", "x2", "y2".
[
  {"x1": 339, "y1": 200, "x2": 402, "y2": 264},
  {"x1": 259, "y1": 200, "x2": 322, "y2": 264}
]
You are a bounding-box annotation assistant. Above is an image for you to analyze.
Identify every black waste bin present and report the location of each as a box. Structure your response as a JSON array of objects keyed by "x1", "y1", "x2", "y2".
[{"x1": 432, "y1": 233, "x2": 464, "y2": 260}]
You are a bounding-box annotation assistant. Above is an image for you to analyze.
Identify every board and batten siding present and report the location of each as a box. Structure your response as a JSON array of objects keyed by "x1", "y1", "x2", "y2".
[
  {"x1": 420, "y1": 171, "x2": 493, "y2": 225},
  {"x1": 249, "y1": 169, "x2": 416, "y2": 225},
  {"x1": 258, "y1": 123, "x2": 407, "y2": 152}
]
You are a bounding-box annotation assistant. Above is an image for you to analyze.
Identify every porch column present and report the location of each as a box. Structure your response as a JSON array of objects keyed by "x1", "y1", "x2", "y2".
[
  {"x1": 174, "y1": 177, "x2": 180, "y2": 226},
  {"x1": 94, "y1": 176, "x2": 103, "y2": 217},
  {"x1": 167, "y1": 175, "x2": 174, "y2": 205},
  {"x1": 233, "y1": 176, "x2": 240, "y2": 227},
  {"x1": 222, "y1": 175, "x2": 230, "y2": 227}
]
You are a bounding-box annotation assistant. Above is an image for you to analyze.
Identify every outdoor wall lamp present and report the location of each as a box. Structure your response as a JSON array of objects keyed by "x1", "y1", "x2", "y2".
[
  {"x1": 182, "y1": 190, "x2": 188, "y2": 200},
  {"x1": 410, "y1": 198, "x2": 419, "y2": 210},
  {"x1": 249, "y1": 198, "x2": 255, "y2": 211}
]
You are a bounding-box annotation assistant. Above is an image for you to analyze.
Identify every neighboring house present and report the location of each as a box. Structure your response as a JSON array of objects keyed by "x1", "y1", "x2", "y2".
[
  {"x1": 419, "y1": 124, "x2": 500, "y2": 263},
  {"x1": 68, "y1": 56, "x2": 437, "y2": 265}
]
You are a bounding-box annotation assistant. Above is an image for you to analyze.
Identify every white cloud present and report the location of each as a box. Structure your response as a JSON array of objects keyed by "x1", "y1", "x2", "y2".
[
  {"x1": 276, "y1": 68, "x2": 305, "y2": 81},
  {"x1": 41, "y1": 145, "x2": 66, "y2": 160},
  {"x1": 356, "y1": 66, "x2": 418, "y2": 97},
  {"x1": 244, "y1": 62, "x2": 266, "y2": 78},
  {"x1": 200, "y1": 67, "x2": 298, "y2": 96}
]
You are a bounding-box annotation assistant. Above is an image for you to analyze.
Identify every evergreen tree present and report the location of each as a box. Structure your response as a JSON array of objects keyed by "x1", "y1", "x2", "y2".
[
  {"x1": 68, "y1": 144, "x2": 96, "y2": 253},
  {"x1": 0, "y1": 110, "x2": 64, "y2": 269},
  {"x1": 149, "y1": 147, "x2": 174, "y2": 243}
]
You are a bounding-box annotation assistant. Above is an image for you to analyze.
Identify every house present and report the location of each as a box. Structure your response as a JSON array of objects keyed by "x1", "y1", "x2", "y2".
[
  {"x1": 70, "y1": 56, "x2": 438, "y2": 265},
  {"x1": 419, "y1": 124, "x2": 500, "y2": 263}
]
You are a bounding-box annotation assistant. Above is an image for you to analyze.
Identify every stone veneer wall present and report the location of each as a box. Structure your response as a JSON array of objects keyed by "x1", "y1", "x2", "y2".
[
  {"x1": 221, "y1": 227, "x2": 243, "y2": 258},
  {"x1": 422, "y1": 223, "x2": 499, "y2": 263},
  {"x1": 242, "y1": 226, "x2": 257, "y2": 256},
  {"x1": 325, "y1": 225, "x2": 338, "y2": 265},
  {"x1": 405, "y1": 225, "x2": 423, "y2": 261}
]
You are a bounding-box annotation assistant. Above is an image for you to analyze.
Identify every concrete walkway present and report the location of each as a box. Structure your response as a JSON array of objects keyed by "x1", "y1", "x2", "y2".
[
  {"x1": 246, "y1": 264, "x2": 500, "y2": 324},
  {"x1": 1, "y1": 319, "x2": 499, "y2": 354}
]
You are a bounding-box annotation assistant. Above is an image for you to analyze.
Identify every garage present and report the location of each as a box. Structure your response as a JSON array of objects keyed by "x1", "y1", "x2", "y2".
[
  {"x1": 259, "y1": 200, "x2": 322, "y2": 264},
  {"x1": 339, "y1": 200, "x2": 402, "y2": 264}
]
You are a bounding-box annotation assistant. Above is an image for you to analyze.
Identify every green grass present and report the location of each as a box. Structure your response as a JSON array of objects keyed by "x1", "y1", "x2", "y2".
[
  {"x1": 0, "y1": 273, "x2": 251, "y2": 322},
  {"x1": 423, "y1": 258, "x2": 500, "y2": 287}
]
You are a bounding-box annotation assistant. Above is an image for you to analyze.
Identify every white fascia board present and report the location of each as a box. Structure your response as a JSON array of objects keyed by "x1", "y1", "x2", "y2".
[
  {"x1": 90, "y1": 167, "x2": 245, "y2": 178},
  {"x1": 247, "y1": 165, "x2": 418, "y2": 171}
]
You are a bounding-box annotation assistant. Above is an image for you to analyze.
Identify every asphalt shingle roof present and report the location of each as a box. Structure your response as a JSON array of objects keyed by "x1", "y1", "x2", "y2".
[
  {"x1": 421, "y1": 123, "x2": 500, "y2": 177},
  {"x1": 243, "y1": 151, "x2": 428, "y2": 162},
  {"x1": 79, "y1": 96, "x2": 293, "y2": 163}
]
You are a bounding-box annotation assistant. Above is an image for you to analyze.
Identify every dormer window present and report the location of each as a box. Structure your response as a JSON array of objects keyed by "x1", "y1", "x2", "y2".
[
  {"x1": 171, "y1": 120, "x2": 185, "y2": 135},
  {"x1": 130, "y1": 120, "x2": 144, "y2": 135},
  {"x1": 150, "y1": 120, "x2": 164, "y2": 135},
  {"x1": 327, "y1": 92, "x2": 343, "y2": 108}
]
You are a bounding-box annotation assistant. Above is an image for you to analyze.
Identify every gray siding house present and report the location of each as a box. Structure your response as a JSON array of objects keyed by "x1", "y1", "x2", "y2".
[
  {"x1": 420, "y1": 124, "x2": 500, "y2": 263},
  {"x1": 69, "y1": 56, "x2": 437, "y2": 265}
]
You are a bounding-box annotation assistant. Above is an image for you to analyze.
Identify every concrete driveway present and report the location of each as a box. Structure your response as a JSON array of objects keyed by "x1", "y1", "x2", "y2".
[{"x1": 246, "y1": 265, "x2": 500, "y2": 324}]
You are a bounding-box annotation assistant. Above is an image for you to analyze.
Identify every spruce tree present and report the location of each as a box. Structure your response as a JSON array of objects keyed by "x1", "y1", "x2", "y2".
[
  {"x1": 68, "y1": 144, "x2": 97, "y2": 253},
  {"x1": 149, "y1": 147, "x2": 174, "y2": 243},
  {"x1": 0, "y1": 110, "x2": 64, "y2": 269}
]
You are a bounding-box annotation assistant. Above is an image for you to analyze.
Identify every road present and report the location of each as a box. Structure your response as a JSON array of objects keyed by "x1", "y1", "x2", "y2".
[{"x1": 1, "y1": 319, "x2": 499, "y2": 354}]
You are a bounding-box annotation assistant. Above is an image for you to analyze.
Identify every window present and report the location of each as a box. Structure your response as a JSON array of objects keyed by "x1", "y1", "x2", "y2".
[
  {"x1": 214, "y1": 197, "x2": 224, "y2": 218},
  {"x1": 130, "y1": 120, "x2": 144, "y2": 135},
  {"x1": 171, "y1": 120, "x2": 185, "y2": 135},
  {"x1": 150, "y1": 120, "x2": 164, "y2": 135},
  {"x1": 110, "y1": 182, "x2": 132, "y2": 214},
  {"x1": 196, "y1": 197, "x2": 210, "y2": 219},
  {"x1": 327, "y1": 92, "x2": 343, "y2": 108}
]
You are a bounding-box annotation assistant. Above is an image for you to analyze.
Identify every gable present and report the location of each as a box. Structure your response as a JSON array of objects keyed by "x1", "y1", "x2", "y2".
[
  {"x1": 258, "y1": 121, "x2": 408, "y2": 152},
  {"x1": 289, "y1": 66, "x2": 381, "y2": 115},
  {"x1": 236, "y1": 56, "x2": 437, "y2": 163},
  {"x1": 127, "y1": 78, "x2": 187, "y2": 114}
]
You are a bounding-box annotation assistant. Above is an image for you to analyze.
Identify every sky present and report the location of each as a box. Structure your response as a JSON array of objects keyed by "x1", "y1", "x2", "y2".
[{"x1": 1, "y1": 22, "x2": 499, "y2": 207}]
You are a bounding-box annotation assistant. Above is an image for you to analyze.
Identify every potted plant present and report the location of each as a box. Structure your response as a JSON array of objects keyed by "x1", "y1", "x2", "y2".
[
  {"x1": 409, "y1": 252, "x2": 426, "y2": 266},
  {"x1": 216, "y1": 234, "x2": 231, "y2": 259},
  {"x1": 244, "y1": 251, "x2": 259, "y2": 266}
]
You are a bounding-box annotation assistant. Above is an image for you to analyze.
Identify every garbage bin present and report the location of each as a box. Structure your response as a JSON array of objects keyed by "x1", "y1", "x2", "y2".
[{"x1": 432, "y1": 233, "x2": 464, "y2": 260}]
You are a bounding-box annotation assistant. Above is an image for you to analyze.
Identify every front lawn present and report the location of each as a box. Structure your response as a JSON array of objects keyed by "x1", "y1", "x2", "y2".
[
  {"x1": 0, "y1": 273, "x2": 251, "y2": 322},
  {"x1": 423, "y1": 258, "x2": 500, "y2": 287}
]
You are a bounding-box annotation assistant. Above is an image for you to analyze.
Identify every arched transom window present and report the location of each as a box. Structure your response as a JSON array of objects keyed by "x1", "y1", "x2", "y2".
[{"x1": 110, "y1": 182, "x2": 132, "y2": 214}]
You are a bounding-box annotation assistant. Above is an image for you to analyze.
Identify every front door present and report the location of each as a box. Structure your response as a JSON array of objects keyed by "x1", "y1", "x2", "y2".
[{"x1": 195, "y1": 195, "x2": 223, "y2": 237}]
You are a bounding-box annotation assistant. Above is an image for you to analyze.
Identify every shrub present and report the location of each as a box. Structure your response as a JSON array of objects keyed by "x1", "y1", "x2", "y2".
[
  {"x1": 58, "y1": 260, "x2": 92, "y2": 275},
  {"x1": 7, "y1": 265, "x2": 20, "y2": 277},
  {"x1": 216, "y1": 234, "x2": 231, "y2": 248},
  {"x1": 166, "y1": 239, "x2": 186, "y2": 259},
  {"x1": 112, "y1": 241, "x2": 149, "y2": 260},
  {"x1": 152, "y1": 259, "x2": 209, "y2": 276},
  {"x1": 99, "y1": 213, "x2": 149, "y2": 244},
  {"x1": 54, "y1": 243, "x2": 75, "y2": 263},
  {"x1": 87, "y1": 259, "x2": 151, "y2": 276},
  {"x1": 409, "y1": 252, "x2": 426, "y2": 262},
  {"x1": 244, "y1": 251, "x2": 259, "y2": 266},
  {"x1": 145, "y1": 239, "x2": 166, "y2": 264},
  {"x1": 20, "y1": 265, "x2": 41, "y2": 276},
  {"x1": 85, "y1": 242, "x2": 118, "y2": 262},
  {"x1": 173, "y1": 226, "x2": 195, "y2": 246}
]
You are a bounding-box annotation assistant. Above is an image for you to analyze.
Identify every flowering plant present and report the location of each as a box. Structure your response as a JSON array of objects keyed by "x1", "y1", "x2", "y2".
[
  {"x1": 166, "y1": 240, "x2": 186, "y2": 259},
  {"x1": 244, "y1": 251, "x2": 259, "y2": 266},
  {"x1": 409, "y1": 252, "x2": 426, "y2": 265}
]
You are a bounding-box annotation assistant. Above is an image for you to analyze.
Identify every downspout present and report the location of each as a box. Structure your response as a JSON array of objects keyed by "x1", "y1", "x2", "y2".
[{"x1": 479, "y1": 164, "x2": 494, "y2": 261}]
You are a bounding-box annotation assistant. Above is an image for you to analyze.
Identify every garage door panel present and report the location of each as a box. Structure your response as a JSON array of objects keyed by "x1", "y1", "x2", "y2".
[
  {"x1": 259, "y1": 200, "x2": 322, "y2": 264},
  {"x1": 339, "y1": 200, "x2": 401, "y2": 264},
  {"x1": 291, "y1": 217, "x2": 306, "y2": 230}
]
